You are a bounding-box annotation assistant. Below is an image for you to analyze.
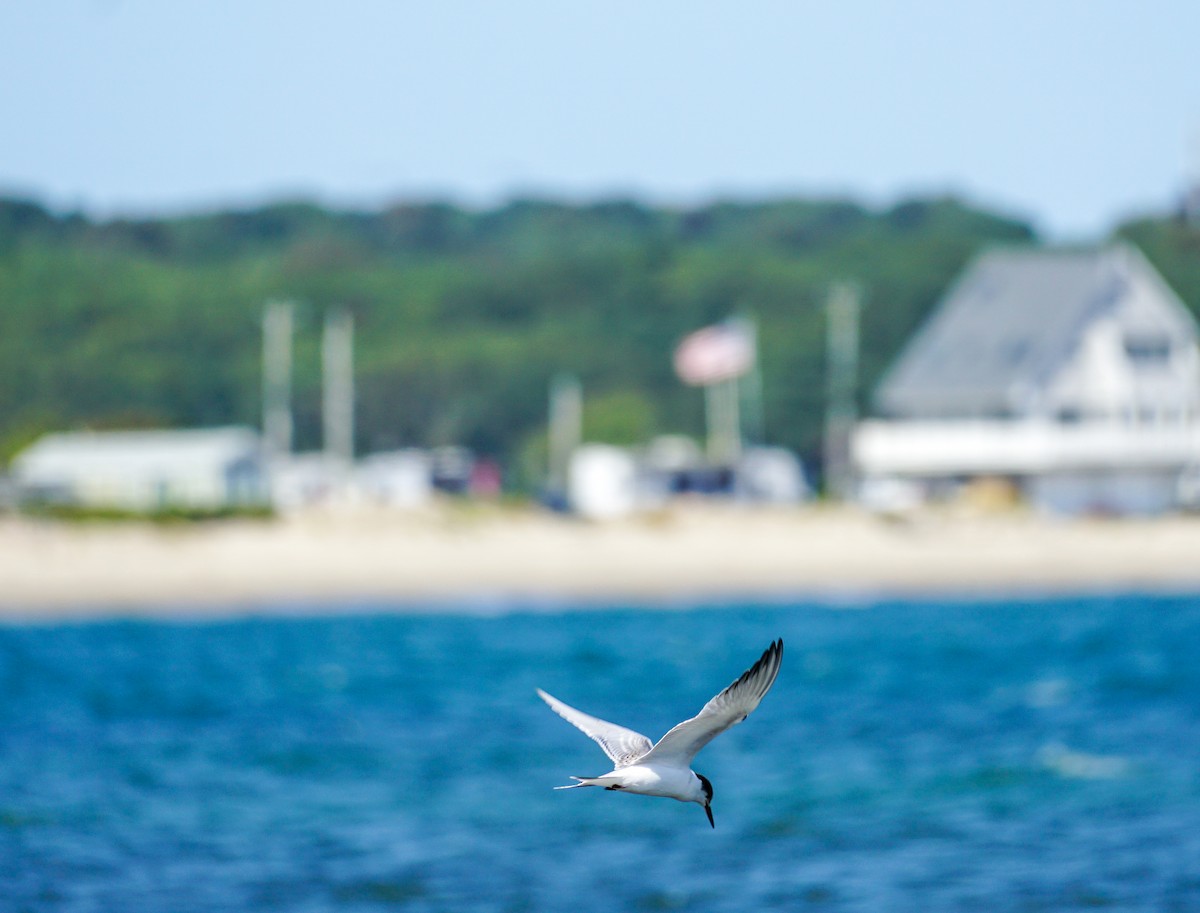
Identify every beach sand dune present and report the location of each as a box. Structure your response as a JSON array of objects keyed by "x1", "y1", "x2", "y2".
[{"x1": 3, "y1": 504, "x2": 1200, "y2": 618}]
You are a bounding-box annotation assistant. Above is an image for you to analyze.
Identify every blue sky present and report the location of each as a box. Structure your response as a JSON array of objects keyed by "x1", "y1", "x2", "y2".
[{"x1": 2, "y1": 1, "x2": 1197, "y2": 239}]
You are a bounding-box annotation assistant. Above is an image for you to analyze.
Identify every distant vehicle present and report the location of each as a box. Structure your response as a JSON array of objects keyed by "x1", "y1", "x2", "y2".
[{"x1": 430, "y1": 447, "x2": 474, "y2": 495}]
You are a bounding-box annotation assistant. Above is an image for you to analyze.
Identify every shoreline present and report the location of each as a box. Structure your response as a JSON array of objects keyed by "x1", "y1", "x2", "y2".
[{"x1": 3, "y1": 504, "x2": 1200, "y2": 620}]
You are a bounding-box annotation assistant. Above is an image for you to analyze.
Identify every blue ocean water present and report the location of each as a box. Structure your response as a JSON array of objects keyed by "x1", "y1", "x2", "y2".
[{"x1": 2, "y1": 593, "x2": 1199, "y2": 913}]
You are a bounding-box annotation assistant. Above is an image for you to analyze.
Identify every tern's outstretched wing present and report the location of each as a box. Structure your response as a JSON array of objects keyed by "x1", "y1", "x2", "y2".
[
  {"x1": 537, "y1": 688, "x2": 653, "y2": 768},
  {"x1": 640, "y1": 639, "x2": 783, "y2": 767}
]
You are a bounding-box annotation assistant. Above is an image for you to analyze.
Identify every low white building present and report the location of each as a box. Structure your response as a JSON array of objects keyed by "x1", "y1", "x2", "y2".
[
  {"x1": 356, "y1": 449, "x2": 434, "y2": 508},
  {"x1": 855, "y1": 244, "x2": 1200, "y2": 514},
  {"x1": 568, "y1": 444, "x2": 643, "y2": 519},
  {"x1": 265, "y1": 449, "x2": 436, "y2": 511},
  {"x1": 567, "y1": 438, "x2": 810, "y2": 519},
  {"x1": 12, "y1": 426, "x2": 268, "y2": 512}
]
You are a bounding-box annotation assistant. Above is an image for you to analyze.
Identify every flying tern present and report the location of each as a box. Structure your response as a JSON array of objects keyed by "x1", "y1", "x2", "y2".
[{"x1": 537, "y1": 638, "x2": 783, "y2": 828}]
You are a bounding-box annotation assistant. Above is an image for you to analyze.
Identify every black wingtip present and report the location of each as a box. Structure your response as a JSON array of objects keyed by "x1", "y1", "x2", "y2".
[{"x1": 761, "y1": 638, "x2": 783, "y2": 669}]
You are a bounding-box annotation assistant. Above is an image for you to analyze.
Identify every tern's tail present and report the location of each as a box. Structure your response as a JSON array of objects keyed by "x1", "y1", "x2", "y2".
[{"x1": 553, "y1": 776, "x2": 609, "y2": 790}]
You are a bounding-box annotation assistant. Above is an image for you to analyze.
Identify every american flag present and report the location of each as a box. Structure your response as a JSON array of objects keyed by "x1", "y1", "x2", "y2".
[{"x1": 673, "y1": 320, "x2": 755, "y2": 386}]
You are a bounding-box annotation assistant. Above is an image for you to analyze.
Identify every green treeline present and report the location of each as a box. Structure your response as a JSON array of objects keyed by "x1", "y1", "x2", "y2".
[{"x1": 1, "y1": 194, "x2": 1197, "y2": 484}]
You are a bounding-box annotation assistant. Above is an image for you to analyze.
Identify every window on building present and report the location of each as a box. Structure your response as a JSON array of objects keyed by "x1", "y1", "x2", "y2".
[
  {"x1": 1056, "y1": 407, "x2": 1083, "y2": 424},
  {"x1": 1123, "y1": 336, "x2": 1171, "y2": 366}
]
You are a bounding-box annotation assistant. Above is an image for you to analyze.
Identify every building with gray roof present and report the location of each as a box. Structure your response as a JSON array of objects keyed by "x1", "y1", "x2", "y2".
[{"x1": 854, "y1": 244, "x2": 1200, "y2": 514}]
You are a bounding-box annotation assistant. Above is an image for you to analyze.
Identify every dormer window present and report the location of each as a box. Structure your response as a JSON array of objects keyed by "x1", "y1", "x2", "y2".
[{"x1": 1123, "y1": 335, "x2": 1171, "y2": 366}]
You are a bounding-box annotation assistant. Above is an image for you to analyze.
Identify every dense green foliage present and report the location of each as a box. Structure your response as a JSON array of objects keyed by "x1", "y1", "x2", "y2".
[
  {"x1": 1115, "y1": 215, "x2": 1200, "y2": 316},
  {"x1": 5, "y1": 193, "x2": 1189, "y2": 485}
]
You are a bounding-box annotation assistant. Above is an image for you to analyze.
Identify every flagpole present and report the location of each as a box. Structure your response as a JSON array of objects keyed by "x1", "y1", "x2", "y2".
[
  {"x1": 740, "y1": 314, "x2": 763, "y2": 446},
  {"x1": 704, "y1": 376, "x2": 741, "y2": 466},
  {"x1": 675, "y1": 319, "x2": 753, "y2": 467},
  {"x1": 724, "y1": 375, "x2": 742, "y2": 464},
  {"x1": 823, "y1": 282, "x2": 860, "y2": 501}
]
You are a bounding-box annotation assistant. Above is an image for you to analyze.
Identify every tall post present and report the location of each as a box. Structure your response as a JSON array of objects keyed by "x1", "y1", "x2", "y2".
[
  {"x1": 823, "y1": 282, "x2": 861, "y2": 501},
  {"x1": 322, "y1": 309, "x2": 355, "y2": 471},
  {"x1": 675, "y1": 318, "x2": 753, "y2": 467},
  {"x1": 262, "y1": 300, "x2": 294, "y2": 462},
  {"x1": 705, "y1": 376, "x2": 742, "y2": 466},
  {"x1": 740, "y1": 314, "x2": 765, "y2": 446},
  {"x1": 548, "y1": 373, "x2": 582, "y2": 502}
]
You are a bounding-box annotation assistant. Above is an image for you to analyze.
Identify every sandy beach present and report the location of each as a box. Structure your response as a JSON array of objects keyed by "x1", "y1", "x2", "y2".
[{"x1": 2, "y1": 502, "x2": 1200, "y2": 619}]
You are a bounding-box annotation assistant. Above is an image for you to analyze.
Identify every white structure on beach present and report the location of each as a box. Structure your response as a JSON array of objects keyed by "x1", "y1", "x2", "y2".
[
  {"x1": 352, "y1": 449, "x2": 434, "y2": 508},
  {"x1": 567, "y1": 438, "x2": 809, "y2": 520},
  {"x1": 854, "y1": 244, "x2": 1200, "y2": 514},
  {"x1": 12, "y1": 426, "x2": 268, "y2": 511},
  {"x1": 568, "y1": 444, "x2": 642, "y2": 520}
]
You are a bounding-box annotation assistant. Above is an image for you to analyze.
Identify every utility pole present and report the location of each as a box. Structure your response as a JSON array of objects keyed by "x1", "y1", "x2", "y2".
[
  {"x1": 262, "y1": 300, "x2": 294, "y2": 462},
  {"x1": 547, "y1": 373, "x2": 582, "y2": 504},
  {"x1": 823, "y1": 282, "x2": 860, "y2": 501},
  {"x1": 322, "y1": 309, "x2": 355, "y2": 471}
]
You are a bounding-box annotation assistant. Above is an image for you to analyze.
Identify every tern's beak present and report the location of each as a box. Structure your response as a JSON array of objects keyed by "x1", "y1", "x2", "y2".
[{"x1": 704, "y1": 803, "x2": 714, "y2": 829}]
